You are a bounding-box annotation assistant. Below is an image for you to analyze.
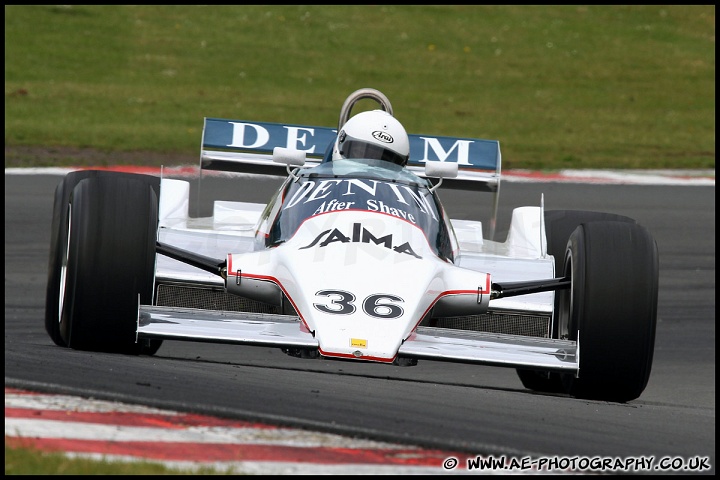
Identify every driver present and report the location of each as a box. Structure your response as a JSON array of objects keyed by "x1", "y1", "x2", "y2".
[{"x1": 331, "y1": 109, "x2": 410, "y2": 166}]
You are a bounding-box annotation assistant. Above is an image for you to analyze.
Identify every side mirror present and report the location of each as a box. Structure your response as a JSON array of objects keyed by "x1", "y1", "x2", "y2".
[
  {"x1": 273, "y1": 147, "x2": 306, "y2": 180},
  {"x1": 424, "y1": 161, "x2": 458, "y2": 193},
  {"x1": 424, "y1": 161, "x2": 458, "y2": 179},
  {"x1": 272, "y1": 147, "x2": 306, "y2": 167}
]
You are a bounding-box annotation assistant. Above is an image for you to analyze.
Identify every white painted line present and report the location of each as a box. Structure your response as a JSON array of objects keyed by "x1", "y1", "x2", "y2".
[{"x1": 5, "y1": 417, "x2": 406, "y2": 448}]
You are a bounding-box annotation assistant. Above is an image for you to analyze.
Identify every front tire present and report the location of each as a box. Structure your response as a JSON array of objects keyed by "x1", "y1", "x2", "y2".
[
  {"x1": 46, "y1": 171, "x2": 157, "y2": 346},
  {"x1": 561, "y1": 221, "x2": 658, "y2": 402},
  {"x1": 50, "y1": 172, "x2": 162, "y2": 355},
  {"x1": 516, "y1": 210, "x2": 637, "y2": 395}
]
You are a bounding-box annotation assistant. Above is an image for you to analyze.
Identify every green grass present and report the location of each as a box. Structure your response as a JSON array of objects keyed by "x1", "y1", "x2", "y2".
[
  {"x1": 4, "y1": 440, "x2": 232, "y2": 475},
  {"x1": 4, "y1": 5, "x2": 715, "y2": 170},
  {"x1": 5, "y1": 443, "x2": 171, "y2": 474}
]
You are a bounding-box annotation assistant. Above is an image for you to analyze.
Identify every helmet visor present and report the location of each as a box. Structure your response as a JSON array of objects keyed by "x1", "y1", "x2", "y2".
[{"x1": 340, "y1": 138, "x2": 408, "y2": 166}]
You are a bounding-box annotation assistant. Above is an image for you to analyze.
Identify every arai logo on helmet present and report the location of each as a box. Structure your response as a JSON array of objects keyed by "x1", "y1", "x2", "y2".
[{"x1": 372, "y1": 130, "x2": 394, "y2": 144}]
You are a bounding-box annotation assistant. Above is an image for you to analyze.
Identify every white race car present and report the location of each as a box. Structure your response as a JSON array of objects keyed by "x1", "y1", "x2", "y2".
[{"x1": 45, "y1": 88, "x2": 659, "y2": 402}]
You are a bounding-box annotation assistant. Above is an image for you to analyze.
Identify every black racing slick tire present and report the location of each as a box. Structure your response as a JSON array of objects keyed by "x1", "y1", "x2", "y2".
[
  {"x1": 560, "y1": 221, "x2": 659, "y2": 402},
  {"x1": 46, "y1": 170, "x2": 159, "y2": 346},
  {"x1": 47, "y1": 171, "x2": 162, "y2": 355},
  {"x1": 543, "y1": 210, "x2": 636, "y2": 267},
  {"x1": 516, "y1": 210, "x2": 637, "y2": 395}
]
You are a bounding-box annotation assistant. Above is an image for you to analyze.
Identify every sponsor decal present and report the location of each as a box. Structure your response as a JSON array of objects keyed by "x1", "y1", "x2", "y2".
[
  {"x1": 299, "y1": 222, "x2": 421, "y2": 259},
  {"x1": 284, "y1": 178, "x2": 437, "y2": 223},
  {"x1": 372, "y1": 130, "x2": 393, "y2": 144},
  {"x1": 203, "y1": 118, "x2": 501, "y2": 169}
]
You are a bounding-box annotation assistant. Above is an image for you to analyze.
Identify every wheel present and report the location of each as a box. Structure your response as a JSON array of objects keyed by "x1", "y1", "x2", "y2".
[
  {"x1": 560, "y1": 221, "x2": 658, "y2": 402},
  {"x1": 543, "y1": 210, "x2": 636, "y2": 267},
  {"x1": 46, "y1": 171, "x2": 158, "y2": 346},
  {"x1": 49, "y1": 172, "x2": 162, "y2": 355},
  {"x1": 59, "y1": 173, "x2": 161, "y2": 354},
  {"x1": 516, "y1": 210, "x2": 636, "y2": 394}
]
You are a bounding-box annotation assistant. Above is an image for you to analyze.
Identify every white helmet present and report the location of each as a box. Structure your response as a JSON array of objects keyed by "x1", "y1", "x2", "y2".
[{"x1": 332, "y1": 110, "x2": 410, "y2": 166}]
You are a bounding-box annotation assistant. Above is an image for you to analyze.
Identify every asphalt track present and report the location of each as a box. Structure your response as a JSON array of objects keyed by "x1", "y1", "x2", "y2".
[{"x1": 4, "y1": 171, "x2": 716, "y2": 474}]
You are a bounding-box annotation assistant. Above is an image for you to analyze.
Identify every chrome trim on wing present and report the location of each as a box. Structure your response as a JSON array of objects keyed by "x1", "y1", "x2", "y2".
[
  {"x1": 137, "y1": 305, "x2": 317, "y2": 348},
  {"x1": 398, "y1": 326, "x2": 578, "y2": 373}
]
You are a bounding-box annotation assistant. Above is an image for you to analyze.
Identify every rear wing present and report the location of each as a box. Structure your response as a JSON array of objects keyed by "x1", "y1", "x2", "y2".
[{"x1": 200, "y1": 118, "x2": 502, "y2": 193}]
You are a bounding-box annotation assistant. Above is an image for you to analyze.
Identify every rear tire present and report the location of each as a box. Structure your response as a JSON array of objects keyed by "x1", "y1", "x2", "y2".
[
  {"x1": 543, "y1": 210, "x2": 636, "y2": 266},
  {"x1": 49, "y1": 172, "x2": 162, "y2": 355},
  {"x1": 516, "y1": 210, "x2": 637, "y2": 395},
  {"x1": 560, "y1": 221, "x2": 658, "y2": 402}
]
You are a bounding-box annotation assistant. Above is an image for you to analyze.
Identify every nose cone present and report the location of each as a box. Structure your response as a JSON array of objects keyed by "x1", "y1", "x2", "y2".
[{"x1": 277, "y1": 212, "x2": 438, "y2": 362}]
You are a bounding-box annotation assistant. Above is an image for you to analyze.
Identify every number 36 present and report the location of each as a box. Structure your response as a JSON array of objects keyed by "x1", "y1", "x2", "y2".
[{"x1": 313, "y1": 289, "x2": 404, "y2": 319}]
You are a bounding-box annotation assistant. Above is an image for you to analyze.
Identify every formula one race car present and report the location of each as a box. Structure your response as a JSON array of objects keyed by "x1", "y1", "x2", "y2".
[{"x1": 44, "y1": 88, "x2": 659, "y2": 403}]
